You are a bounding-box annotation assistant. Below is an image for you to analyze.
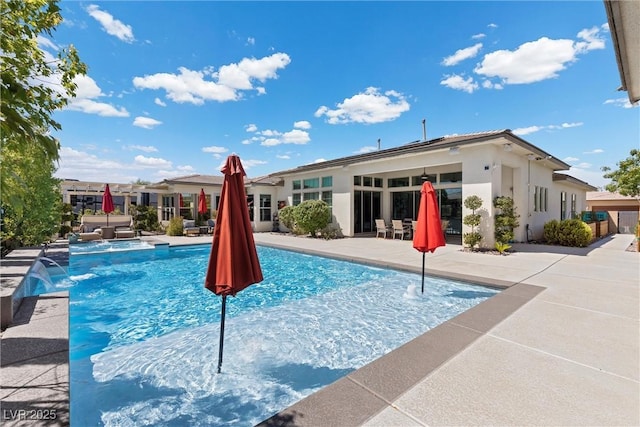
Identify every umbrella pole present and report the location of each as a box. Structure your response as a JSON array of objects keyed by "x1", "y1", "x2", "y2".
[
  {"x1": 217, "y1": 295, "x2": 227, "y2": 374},
  {"x1": 421, "y1": 252, "x2": 426, "y2": 294}
]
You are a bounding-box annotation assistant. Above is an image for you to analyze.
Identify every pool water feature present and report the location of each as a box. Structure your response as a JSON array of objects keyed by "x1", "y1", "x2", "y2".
[
  {"x1": 69, "y1": 239, "x2": 154, "y2": 255},
  {"x1": 40, "y1": 244, "x2": 498, "y2": 426}
]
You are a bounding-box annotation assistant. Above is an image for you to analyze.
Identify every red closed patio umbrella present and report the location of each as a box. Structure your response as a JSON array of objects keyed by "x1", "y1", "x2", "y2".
[
  {"x1": 198, "y1": 188, "x2": 207, "y2": 215},
  {"x1": 413, "y1": 181, "x2": 446, "y2": 293},
  {"x1": 205, "y1": 155, "x2": 263, "y2": 373},
  {"x1": 102, "y1": 184, "x2": 114, "y2": 226},
  {"x1": 179, "y1": 193, "x2": 183, "y2": 208}
]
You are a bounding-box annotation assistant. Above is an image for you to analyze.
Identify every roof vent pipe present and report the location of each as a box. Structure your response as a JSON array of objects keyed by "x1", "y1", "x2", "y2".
[
  {"x1": 377, "y1": 138, "x2": 381, "y2": 150},
  {"x1": 422, "y1": 119, "x2": 427, "y2": 141}
]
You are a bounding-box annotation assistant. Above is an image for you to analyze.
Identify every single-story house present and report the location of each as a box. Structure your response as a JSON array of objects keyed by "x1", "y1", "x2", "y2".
[{"x1": 61, "y1": 129, "x2": 597, "y2": 247}]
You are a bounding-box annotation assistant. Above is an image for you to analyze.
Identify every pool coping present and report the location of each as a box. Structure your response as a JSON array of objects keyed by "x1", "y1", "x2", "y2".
[{"x1": 252, "y1": 242, "x2": 544, "y2": 427}]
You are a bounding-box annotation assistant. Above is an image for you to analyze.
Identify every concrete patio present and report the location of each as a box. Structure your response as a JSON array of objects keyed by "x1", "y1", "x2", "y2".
[{"x1": 1, "y1": 233, "x2": 638, "y2": 426}]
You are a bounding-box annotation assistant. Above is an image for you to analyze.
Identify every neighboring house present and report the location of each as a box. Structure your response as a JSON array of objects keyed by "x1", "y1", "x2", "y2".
[
  {"x1": 61, "y1": 129, "x2": 596, "y2": 246},
  {"x1": 587, "y1": 191, "x2": 640, "y2": 234}
]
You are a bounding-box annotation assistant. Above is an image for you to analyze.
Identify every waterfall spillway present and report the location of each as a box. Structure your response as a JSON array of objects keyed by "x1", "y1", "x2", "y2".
[{"x1": 29, "y1": 260, "x2": 57, "y2": 293}]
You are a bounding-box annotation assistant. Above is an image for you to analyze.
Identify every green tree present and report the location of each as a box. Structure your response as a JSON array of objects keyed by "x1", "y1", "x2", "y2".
[
  {"x1": 1, "y1": 0, "x2": 87, "y2": 247},
  {"x1": 462, "y1": 195, "x2": 483, "y2": 250},
  {"x1": 601, "y1": 149, "x2": 640, "y2": 198}
]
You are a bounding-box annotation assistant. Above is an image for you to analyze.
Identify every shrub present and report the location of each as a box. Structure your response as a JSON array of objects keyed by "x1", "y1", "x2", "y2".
[
  {"x1": 165, "y1": 216, "x2": 184, "y2": 236},
  {"x1": 319, "y1": 225, "x2": 342, "y2": 240},
  {"x1": 495, "y1": 241, "x2": 512, "y2": 255},
  {"x1": 494, "y1": 196, "x2": 520, "y2": 243},
  {"x1": 278, "y1": 206, "x2": 296, "y2": 231},
  {"x1": 130, "y1": 205, "x2": 161, "y2": 232},
  {"x1": 543, "y1": 220, "x2": 560, "y2": 244},
  {"x1": 557, "y1": 219, "x2": 592, "y2": 247},
  {"x1": 544, "y1": 219, "x2": 592, "y2": 247},
  {"x1": 293, "y1": 200, "x2": 330, "y2": 237}
]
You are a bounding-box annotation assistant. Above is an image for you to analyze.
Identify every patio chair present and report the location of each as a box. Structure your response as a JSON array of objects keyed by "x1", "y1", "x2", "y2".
[
  {"x1": 375, "y1": 219, "x2": 391, "y2": 238},
  {"x1": 392, "y1": 220, "x2": 410, "y2": 240},
  {"x1": 441, "y1": 220, "x2": 450, "y2": 236},
  {"x1": 207, "y1": 219, "x2": 216, "y2": 234}
]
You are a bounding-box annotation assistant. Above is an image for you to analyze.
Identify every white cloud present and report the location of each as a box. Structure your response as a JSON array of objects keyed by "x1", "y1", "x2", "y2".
[
  {"x1": 247, "y1": 37, "x2": 255, "y2": 45},
  {"x1": 241, "y1": 139, "x2": 252, "y2": 145},
  {"x1": 86, "y1": 4, "x2": 135, "y2": 43},
  {"x1": 37, "y1": 35, "x2": 58, "y2": 51},
  {"x1": 124, "y1": 145, "x2": 158, "y2": 153},
  {"x1": 281, "y1": 129, "x2": 310, "y2": 144},
  {"x1": 442, "y1": 43, "x2": 482, "y2": 66},
  {"x1": 471, "y1": 33, "x2": 486, "y2": 40},
  {"x1": 572, "y1": 162, "x2": 592, "y2": 169},
  {"x1": 261, "y1": 138, "x2": 281, "y2": 147},
  {"x1": 242, "y1": 159, "x2": 267, "y2": 168},
  {"x1": 563, "y1": 156, "x2": 579, "y2": 162},
  {"x1": 583, "y1": 149, "x2": 604, "y2": 155},
  {"x1": 67, "y1": 98, "x2": 129, "y2": 117},
  {"x1": 293, "y1": 120, "x2": 311, "y2": 129},
  {"x1": 134, "y1": 155, "x2": 172, "y2": 168},
  {"x1": 245, "y1": 123, "x2": 258, "y2": 132},
  {"x1": 314, "y1": 87, "x2": 410, "y2": 124},
  {"x1": 604, "y1": 98, "x2": 636, "y2": 109},
  {"x1": 512, "y1": 126, "x2": 544, "y2": 136},
  {"x1": 154, "y1": 97, "x2": 167, "y2": 107},
  {"x1": 133, "y1": 116, "x2": 162, "y2": 129},
  {"x1": 313, "y1": 158, "x2": 327, "y2": 164},
  {"x1": 54, "y1": 147, "x2": 139, "y2": 182},
  {"x1": 260, "y1": 129, "x2": 281, "y2": 137},
  {"x1": 65, "y1": 74, "x2": 129, "y2": 117},
  {"x1": 276, "y1": 154, "x2": 291, "y2": 159},
  {"x1": 202, "y1": 146, "x2": 228, "y2": 154},
  {"x1": 133, "y1": 53, "x2": 290, "y2": 104},
  {"x1": 475, "y1": 37, "x2": 576, "y2": 84},
  {"x1": 513, "y1": 122, "x2": 583, "y2": 135},
  {"x1": 488, "y1": 23, "x2": 498, "y2": 29},
  {"x1": 440, "y1": 74, "x2": 479, "y2": 93},
  {"x1": 354, "y1": 146, "x2": 378, "y2": 154},
  {"x1": 473, "y1": 27, "x2": 606, "y2": 87},
  {"x1": 574, "y1": 26, "x2": 606, "y2": 53}
]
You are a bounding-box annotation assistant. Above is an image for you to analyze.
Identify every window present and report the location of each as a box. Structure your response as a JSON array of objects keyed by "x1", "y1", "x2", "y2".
[
  {"x1": 560, "y1": 192, "x2": 567, "y2": 220},
  {"x1": 354, "y1": 176, "x2": 361, "y2": 186},
  {"x1": 303, "y1": 192, "x2": 319, "y2": 201},
  {"x1": 440, "y1": 172, "x2": 462, "y2": 183},
  {"x1": 292, "y1": 193, "x2": 301, "y2": 206},
  {"x1": 543, "y1": 188, "x2": 548, "y2": 212},
  {"x1": 571, "y1": 193, "x2": 577, "y2": 218},
  {"x1": 246, "y1": 194, "x2": 254, "y2": 221},
  {"x1": 388, "y1": 177, "x2": 410, "y2": 187},
  {"x1": 322, "y1": 191, "x2": 333, "y2": 221},
  {"x1": 303, "y1": 178, "x2": 319, "y2": 189},
  {"x1": 259, "y1": 194, "x2": 271, "y2": 222},
  {"x1": 374, "y1": 178, "x2": 383, "y2": 188},
  {"x1": 412, "y1": 175, "x2": 436, "y2": 186},
  {"x1": 534, "y1": 186, "x2": 539, "y2": 212},
  {"x1": 292, "y1": 180, "x2": 301, "y2": 190},
  {"x1": 321, "y1": 176, "x2": 333, "y2": 187},
  {"x1": 363, "y1": 176, "x2": 372, "y2": 187}
]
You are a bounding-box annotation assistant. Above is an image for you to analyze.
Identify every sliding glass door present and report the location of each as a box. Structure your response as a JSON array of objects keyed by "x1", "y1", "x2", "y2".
[{"x1": 354, "y1": 190, "x2": 382, "y2": 233}]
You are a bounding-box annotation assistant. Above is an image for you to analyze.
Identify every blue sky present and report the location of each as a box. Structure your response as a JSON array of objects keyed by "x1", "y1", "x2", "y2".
[{"x1": 48, "y1": 1, "x2": 638, "y2": 189}]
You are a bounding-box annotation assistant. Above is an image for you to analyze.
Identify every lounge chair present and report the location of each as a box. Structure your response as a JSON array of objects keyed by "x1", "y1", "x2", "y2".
[
  {"x1": 375, "y1": 219, "x2": 391, "y2": 238},
  {"x1": 207, "y1": 219, "x2": 216, "y2": 234},
  {"x1": 183, "y1": 219, "x2": 200, "y2": 236},
  {"x1": 392, "y1": 220, "x2": 410, "y2": 240}
]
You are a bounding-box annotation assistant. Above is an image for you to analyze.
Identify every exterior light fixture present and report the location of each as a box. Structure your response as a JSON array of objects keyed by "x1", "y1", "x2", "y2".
[
  {"x1": 420, "y1": 168, "x2": 429, "y2": 181},
  {"x1": 503, "y1": 143, "x2": 512, "y2": 152},
  {"x1": 449, "y1": 146, "x2": 460, "y2": 155},
  {"x1": 527, "y1": 154, "x2": 536, "y2": 161}
]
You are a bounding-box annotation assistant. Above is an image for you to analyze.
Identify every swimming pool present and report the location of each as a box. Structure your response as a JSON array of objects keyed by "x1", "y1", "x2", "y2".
[{"x1": 42, "y1": 244, "x2": 498, "y2": 426}]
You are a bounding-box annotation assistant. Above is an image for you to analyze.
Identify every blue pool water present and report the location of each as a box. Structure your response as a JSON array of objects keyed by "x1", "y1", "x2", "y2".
[{"x1": 39, "y1": 244, "x2": 498, "y2": 426}]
